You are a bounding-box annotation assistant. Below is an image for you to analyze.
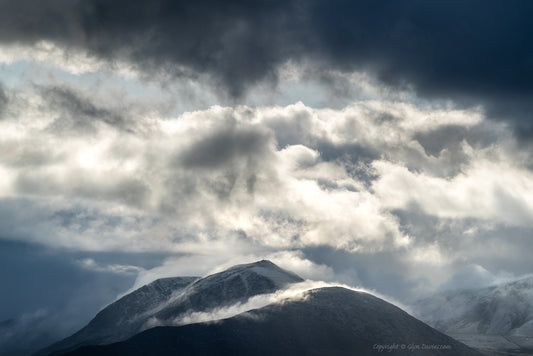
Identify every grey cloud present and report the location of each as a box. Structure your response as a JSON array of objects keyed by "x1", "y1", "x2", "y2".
[
  {"x1": 301, "y1": 246, "x2": 421, "y2": 302},
  {"x1": 161, "y1": 122, "x2": 278, "y2": 215},
  {"x1": 0, "y1": 139, "x2": 62, "y2": 168},
  {"x1": 414, "y1": 123, "x2": 503, "y2": 158},
  {"x1": 263, "y1": 110, "x2": 380, "y2": 173},
  {"x1": 264, "y1": 104, "x2": 483, "y2": 180},
  {"x1": 415, "y1": 125, "x2": 475, "y2": 158},
  {"x1": 15, "y1": 169, "x2": 150, "y2": 208},
  {"x1": 180, "y1": 125, "x2": 273, "y2": 170},
  {"x1": 0, "y1": 0, "x2": 296, "y2": 98},
  {"x1": 301, "y1": 216, "x2": 533, "y2": 302},
  {"x1": 0, "y1": 197, "x2": 165, "y2": 253},
  {"x1": 1, "y1": 0, "x2": 532, "y2": 134},
  {"x1": 393, "y1": 208, "x2": 533, "y2": 281},
  {"x1": 0, "y1": 84, "x2": 7, "y2": 117},
  {"x1": 41, "y1": 85, "x2": 129, "y2": 134},
  {"x1": 264, "y1": 110, "x2": 316, "y2": 149}
]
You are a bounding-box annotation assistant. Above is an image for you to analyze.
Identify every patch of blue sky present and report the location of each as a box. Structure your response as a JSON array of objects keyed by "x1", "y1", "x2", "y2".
[{"x1": 0, "y1": 59, "x2": 166, "y2": 101}]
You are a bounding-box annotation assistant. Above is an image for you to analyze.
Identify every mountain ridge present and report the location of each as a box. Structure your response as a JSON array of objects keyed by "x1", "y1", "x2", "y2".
[
  {"x1": 413, "y1": 275, "x2": 533, "y2": 336},
  {"x1": 38, "y1": 260, "x2": 303, "y2": 356},
  {"x1": 64, "y1": 287, "x2": 480, "y2": 356}
]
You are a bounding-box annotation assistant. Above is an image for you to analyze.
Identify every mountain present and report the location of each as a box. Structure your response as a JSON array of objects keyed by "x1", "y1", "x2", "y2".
[
  {"x1": 412, "y1": 276, "x2": 533, "y2": 354},
  {"x1": 38, "y1": 260, "x2": 303, "y2": 356},
  {"x1": 65, "y1": 287, "x2": 479, "y2": 356},
  {"x1": 413, "y1": 276, "x2": 533, "y2": 336}
]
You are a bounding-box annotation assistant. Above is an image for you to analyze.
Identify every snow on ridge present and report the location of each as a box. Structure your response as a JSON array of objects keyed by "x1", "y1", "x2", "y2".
[{"x1": 413, "y1": 275, "x2": 533, "y2": 336}]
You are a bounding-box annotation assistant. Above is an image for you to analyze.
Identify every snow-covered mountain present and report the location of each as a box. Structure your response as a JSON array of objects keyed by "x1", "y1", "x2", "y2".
[
  {"x1": 39, "y1": 260, "x2": 303, "y2": 355},
  {"x1": 413, "y1": 276, "x2": 533, "y2": 336},
  {"x1": 412, "y1": 276, "x2": 533, "y2": 354},
  {"x1": 65, "y1": 287, "x2": 479, "y2": 356}
]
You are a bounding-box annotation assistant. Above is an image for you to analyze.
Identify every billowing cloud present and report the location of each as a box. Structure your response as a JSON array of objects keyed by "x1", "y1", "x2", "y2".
[
  {"x1": 373, "y1": 158, "x2": 533, "y2": 226},
  {"x1": 2, "y1": 80, "x2": 532, "y2": 300},
  {"x1": 1, "y1": 83, "x2": 531, "y2": 258},
  {"x1": 5, "y1": 87, "x2": 441, "y2": 253}
]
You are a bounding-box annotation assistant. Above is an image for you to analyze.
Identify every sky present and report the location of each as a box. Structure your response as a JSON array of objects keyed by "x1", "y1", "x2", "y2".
[{"x1": 1, "y1": 0, "x2": 533, "y2": 353}]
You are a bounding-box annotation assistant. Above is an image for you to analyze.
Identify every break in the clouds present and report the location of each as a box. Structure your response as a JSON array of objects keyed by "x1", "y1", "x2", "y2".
[{"x1": 1, "y1": 0, "x2": 532, "y2": 134}]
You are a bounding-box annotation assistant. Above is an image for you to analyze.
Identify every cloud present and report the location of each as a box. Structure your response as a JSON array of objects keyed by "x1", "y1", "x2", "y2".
[
  {"x1": 0, "y1": 40, "x2": 131, "y2": 76},
  {"x1": 0, "y1": 0, "x2": 531, "y2": 133},
  {"x1": 2, "y1": 3, "x2": 532, "y2": 349},
  {"x1": 41, "y1": 85, "x2": 130, "y2": 134},
  {"x1": 1, "y1": 87, "x2": 530, "y2": 258},
  {"x1": 0, "y1": 83, "x2": 7, "y2": 117},
  {"x1": 2, "y1": 80, "x2": 533, "y2": 307},
  {"x1": 131, "y1": 250, "x2": 335, "y2": 293},
  {"x1": 372, "y1": 158, "x2": 533, "y2": 226},
  {"x1": 77, "y1": 258, "x2": 142, "y2": 275}
]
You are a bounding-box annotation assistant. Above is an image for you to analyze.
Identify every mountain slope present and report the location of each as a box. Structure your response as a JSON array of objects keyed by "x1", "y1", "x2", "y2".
[
  {"x1": 66, "y1": 287, "x2": 480, "y2": 356},
  {"x1": 39, "y1": 260, "x2": 303, "y2": 355},
  {"x1": 413, "y1": 276, "x2": 533, "y2": 354},
  {"x1": 37, "y1": 276, "x2": 198, "y2": 356},
  {"x1": 413, "y1": 276, "x2": 533, "y2": 336}
]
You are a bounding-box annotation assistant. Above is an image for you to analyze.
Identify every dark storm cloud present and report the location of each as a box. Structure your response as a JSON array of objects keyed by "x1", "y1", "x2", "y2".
[
  {"x1": 0, "y1": 0, "x2": 297, "y2": 98},
  {"x1": 1, "y1": 0, "x2": 531, "y2": 132}
]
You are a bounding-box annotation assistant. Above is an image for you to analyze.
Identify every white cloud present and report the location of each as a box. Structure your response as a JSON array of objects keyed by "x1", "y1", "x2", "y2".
[
  {"x1": 2, "y1": 92, "x2": 429, "y2": 253},
  {"x1": 77, "y1": 258, "x2": 142, "y2": 275},
  {"x1": 372, "y1": 158, "x2": 533, "y2": 226},
  {"x1": 2, "y1": 82, "x2": 533, "y2": 300}
]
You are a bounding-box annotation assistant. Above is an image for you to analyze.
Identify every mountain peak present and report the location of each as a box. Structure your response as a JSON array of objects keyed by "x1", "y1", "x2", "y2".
[
  {"x1": 39, "y1": 260, "x2": 303, "y2": 355},
  {"x1": 229, "y1": 259, "x2": 277, "y2": 269},
  {"x1": 198, "y1": 260, "x2": 304, "y2": 293},
  {"x1": 223, "y1": 259, "x2": 284, "y2": 273}
]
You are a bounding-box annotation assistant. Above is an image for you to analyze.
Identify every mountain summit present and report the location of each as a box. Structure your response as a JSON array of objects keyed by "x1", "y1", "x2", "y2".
[{"x1": 39, "y1": 260, "x2": 303, "y2": 355}]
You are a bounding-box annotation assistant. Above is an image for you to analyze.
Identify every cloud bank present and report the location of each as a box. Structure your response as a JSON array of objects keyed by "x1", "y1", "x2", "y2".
[
  {"x1": 1, "y1": 81, "x2": 532, "y2": 295},
  {"x1": 1, "y1": 0, "x2": 532, "y2": 134}
]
